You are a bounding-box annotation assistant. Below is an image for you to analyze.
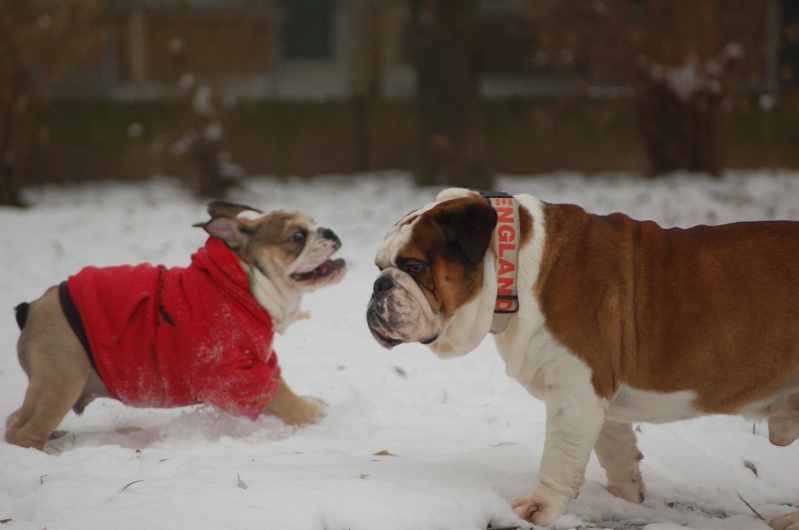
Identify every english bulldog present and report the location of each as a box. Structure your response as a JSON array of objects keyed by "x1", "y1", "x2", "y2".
[
  {"x1": 6, "y1": 200, "x2": 345, "y2": 451},
  {"x1": 366, "y1": 187, "x2": 799, "y2": 529}
]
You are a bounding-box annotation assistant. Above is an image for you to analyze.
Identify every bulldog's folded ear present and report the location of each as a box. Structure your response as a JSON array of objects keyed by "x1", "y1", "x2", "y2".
[{"x1": 435, "y1": 199, "x2": 498, "y2": 264}]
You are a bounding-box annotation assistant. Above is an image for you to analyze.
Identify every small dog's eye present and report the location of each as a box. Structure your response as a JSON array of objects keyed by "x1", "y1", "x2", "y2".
[{"x1": 289, "y1": 231, "x2": 305, "y2": 243}]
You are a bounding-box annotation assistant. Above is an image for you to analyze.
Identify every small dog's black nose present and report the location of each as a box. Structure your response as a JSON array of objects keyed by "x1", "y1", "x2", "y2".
[
  {"x1": 373, "y1": 275, "x2": 394, "y2": 294},
  {"x1": 321, "y1": 228, "x2": 341, "y2": 246}
]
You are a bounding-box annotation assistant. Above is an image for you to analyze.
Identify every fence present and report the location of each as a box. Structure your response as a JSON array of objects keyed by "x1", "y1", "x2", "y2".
[{"x1": 10, "y1": 0, "x2": 799, "y2": 188}]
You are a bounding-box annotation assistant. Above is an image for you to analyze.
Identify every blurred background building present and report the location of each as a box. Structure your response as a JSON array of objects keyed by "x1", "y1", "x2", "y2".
[
  {"x1": 2, "y1": 0, "x2": 798, "y2": 203},
  {"x1": 39, "y1": 0, "x2": 797, "y2": 100}
]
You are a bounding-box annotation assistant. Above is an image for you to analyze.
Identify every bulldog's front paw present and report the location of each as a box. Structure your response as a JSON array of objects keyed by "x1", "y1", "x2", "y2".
[
  {"x1": 511, "y1": 484, "x2": 570, "y2": 526},
  {"x1": 769, "y1": 509, "x2": 799, "y2": 530},
  {"x1": 606, "y1": 472, "x2": 645, "y2": 504}
]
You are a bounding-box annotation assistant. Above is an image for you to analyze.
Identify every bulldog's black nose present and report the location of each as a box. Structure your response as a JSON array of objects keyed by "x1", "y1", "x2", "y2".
[{"x1": 373, "y1": 275, "x2": 394, "y2": 294}]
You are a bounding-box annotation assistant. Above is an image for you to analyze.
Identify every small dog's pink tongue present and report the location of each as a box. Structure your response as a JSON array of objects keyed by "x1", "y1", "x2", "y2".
[{"x1": 291, "y1": 258, "x2": 345, "y2": 281}]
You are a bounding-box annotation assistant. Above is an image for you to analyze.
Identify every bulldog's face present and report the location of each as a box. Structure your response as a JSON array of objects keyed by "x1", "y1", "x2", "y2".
[
  {"x1": 366, "y1": 189, "x2": 498, "y2": 357},
  {"x1": 197, "y1": 201, "x2": 346, "y2": 293}
]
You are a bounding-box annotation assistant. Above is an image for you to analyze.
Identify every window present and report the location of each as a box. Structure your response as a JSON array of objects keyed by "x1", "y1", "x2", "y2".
[{"x1": 280, "y1": 0, "x2": 335, "y2": 60}]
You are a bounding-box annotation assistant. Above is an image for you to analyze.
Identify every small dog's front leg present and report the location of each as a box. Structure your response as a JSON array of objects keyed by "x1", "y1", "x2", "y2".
[
  {"x1": 512, "y1": 383, "x2": 606, "y2": 526},
  {"x1": 264, "y1": 377, "x2": 325, "y2": 426}
]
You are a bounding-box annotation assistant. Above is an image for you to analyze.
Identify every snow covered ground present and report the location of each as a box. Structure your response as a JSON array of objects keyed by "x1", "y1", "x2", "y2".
[{"x1": 1, "y1": 170, "x2": 798, "y2": 530}]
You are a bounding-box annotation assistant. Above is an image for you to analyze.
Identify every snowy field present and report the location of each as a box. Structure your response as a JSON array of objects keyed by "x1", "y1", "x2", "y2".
[{"x1": 1, "y1": 170, "x2": 798, "y2": 530}]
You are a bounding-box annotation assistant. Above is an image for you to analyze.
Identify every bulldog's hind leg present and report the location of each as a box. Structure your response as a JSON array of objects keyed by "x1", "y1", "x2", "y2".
[
  {"x1": 769, "y1": 511, "x2": 799, "y2": 530},
  {"x1": 593, "y1": 420, "x2": 646, "y2": 504},
  {"x1": 766, "y1": 383, "x2": 799, "y2": 447},
  {"x1": 5, "y1": 287, "x2": 91, "y2": 451},
  {"x1": 764, "y1": 379, "x2": 799, "y2": 530}
]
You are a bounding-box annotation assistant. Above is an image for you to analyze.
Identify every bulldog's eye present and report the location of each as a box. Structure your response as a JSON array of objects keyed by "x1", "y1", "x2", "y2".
[
  {"x1": 405, "y1": 262, "x2": 425, "y2": 275},
  {"x1": 288, "y1": 231, "x2": 305, "y2": 243}
]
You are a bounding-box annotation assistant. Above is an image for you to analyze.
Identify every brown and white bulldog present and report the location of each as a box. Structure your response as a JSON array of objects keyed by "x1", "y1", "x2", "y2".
[
  {"x1": 366, "y1": 187, "x2": 799, "y2": 529},
  {"x1": 6, "y1": 200, "x2": 345, "y2": 451}
]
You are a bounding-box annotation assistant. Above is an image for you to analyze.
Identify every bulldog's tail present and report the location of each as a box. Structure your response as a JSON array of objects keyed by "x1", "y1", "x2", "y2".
[{"x1": 14, "y1": 302, "x2": 30, "y2": 330}]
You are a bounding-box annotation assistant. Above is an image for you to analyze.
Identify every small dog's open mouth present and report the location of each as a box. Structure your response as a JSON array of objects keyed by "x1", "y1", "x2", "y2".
[{"x1": 290, "y1": 258, "x2": 346, "y2": 282}]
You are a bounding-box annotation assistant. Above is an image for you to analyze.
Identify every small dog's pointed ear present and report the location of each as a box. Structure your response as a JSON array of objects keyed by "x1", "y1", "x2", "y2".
[
  {"x1": 205, "y1": 200, "x2": 263, "y2": 219},
  {"x1": 193, "y1": 217, "x2": 246, "y2": 249},
  {"x1": 192, "y1": 200, "x2": 262, "y2": 250},
  {"x1": 435, "y1": 198, "x2": 497, "y2": 264}
]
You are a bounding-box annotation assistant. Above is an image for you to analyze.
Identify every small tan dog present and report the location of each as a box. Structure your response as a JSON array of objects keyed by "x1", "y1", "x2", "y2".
[{"x1": 6, "y1": 200, "x2": 345, "y2": 451}]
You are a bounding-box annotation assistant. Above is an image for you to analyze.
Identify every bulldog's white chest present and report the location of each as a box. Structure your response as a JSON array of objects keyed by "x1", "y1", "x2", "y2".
[
  {"x1": 493, "y1": 321, "x2": 565, "y2": 400},
  {"x1": 495, "y1": 324, "x2": 703, "y2": 424},
  {"x1": 493, "y1": 323, "x2": 600, "y2": 408}
]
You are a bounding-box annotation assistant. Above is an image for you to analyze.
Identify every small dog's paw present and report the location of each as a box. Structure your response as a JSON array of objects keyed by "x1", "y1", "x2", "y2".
[
  {"x1": 298, "y1": 396, "x2": 328, "y2": 424},
  {"x1": 306, "y1": 396, "x2": 329, "y2": 416},
  {"x1": 606, "y1": 473, "x2": 645, "y2": 504},
  {"x1": 5, "y1": 410, "x2": 20, "y2": 429},
  {"x1": 769, "y1": 509, "x2": 799, "y2": 530},
  {"x1": 49, "y1": 430, "x2": 69, "y2": 440},
  {"x1": 282, "y1": 397, "x2": 326, "y2": 426}
]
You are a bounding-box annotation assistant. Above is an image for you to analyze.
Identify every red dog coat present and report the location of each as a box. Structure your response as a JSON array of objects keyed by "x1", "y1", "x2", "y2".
[{"x1": 66, "y1": 237, "x2": 280, "y2": 420}]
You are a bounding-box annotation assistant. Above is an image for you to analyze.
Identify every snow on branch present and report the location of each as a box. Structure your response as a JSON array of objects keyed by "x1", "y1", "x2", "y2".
[{"x1": 634, "y1": 42, "x2": 743, "y2": 102}]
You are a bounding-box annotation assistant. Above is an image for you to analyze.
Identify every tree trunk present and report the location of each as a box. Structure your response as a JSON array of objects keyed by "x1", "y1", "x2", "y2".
[
  {"x1": 350, "y1": 0, "x2": 385, "y2": 172},
  {"x1": 0, "y1": 42, "x2": 29, "y2": 207},
  {"x1": 1, "y1": 0, "x2": 104, "y2": 205},
  {"x1": 631, "y1": 0, "x2": 742, "y2": 176},
  {"x1": 411, "y1": 0, "x2": 492, "y2": 189}
]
